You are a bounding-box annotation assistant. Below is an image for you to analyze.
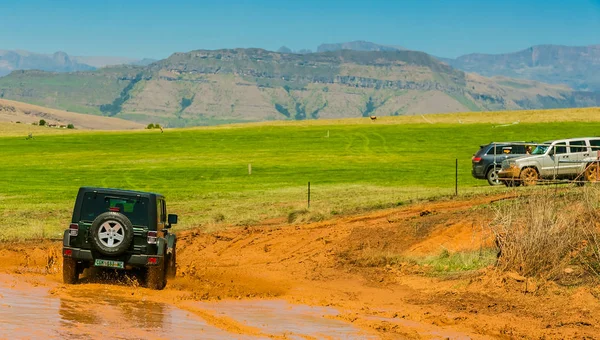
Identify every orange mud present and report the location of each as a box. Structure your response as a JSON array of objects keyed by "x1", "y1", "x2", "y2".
[{"x1": 1, "y1": 193, "x2": 600, "y2": 339}]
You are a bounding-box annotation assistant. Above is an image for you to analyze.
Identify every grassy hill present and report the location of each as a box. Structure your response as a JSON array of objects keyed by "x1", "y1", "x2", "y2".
[
  {"x1": 1, "y1": 107, "x2": 600, "y2": 240},
  {"x1": 0, "y1": 98, "x2": 144, "y2": 130},
  {"x1": 0, "y1": 49, "x2": 596, "y2": 128},
  {"x1": 0, "y1": 66, "x2": 144, "y2": 115}
]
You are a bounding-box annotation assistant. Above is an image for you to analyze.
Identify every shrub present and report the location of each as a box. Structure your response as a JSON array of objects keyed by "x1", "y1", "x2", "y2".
[
  {"x1": 67, "y1": 124, "x2": 74, "y2": 129},
  {"x1": 181, "y1": 97, "x2": 193, "y2": 111},
  {"x1": 39, "y1": 119, "x2": 46, "y2": 126},
  {"x1": 490, "y1": 187, "x2": 600, "y2": 279},
  {"x1": 213, "y1": 213, "x2": 225, "y2": 223},
  {"x1": 146, "y1": 123, "x2": 156, "y2": 129}
]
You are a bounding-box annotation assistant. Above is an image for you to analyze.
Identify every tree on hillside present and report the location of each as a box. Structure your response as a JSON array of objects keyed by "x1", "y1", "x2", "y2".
[
  {"x1": 39, "y1": 119, "x2": 46, "y2": 126},
  {"x1": 294, "y1": 102, "x2": 306, "y2": 120}
]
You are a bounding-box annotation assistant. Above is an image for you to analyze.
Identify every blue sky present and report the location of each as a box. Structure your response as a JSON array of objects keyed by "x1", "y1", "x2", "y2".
[{"x1": 0, "y1": 0, "x2": 598, "y2": 59}]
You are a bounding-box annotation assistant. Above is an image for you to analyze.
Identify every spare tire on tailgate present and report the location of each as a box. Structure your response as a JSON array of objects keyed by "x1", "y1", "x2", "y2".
[{"x1": 90, "y1": 212, "x2": 134, "y2": 256}]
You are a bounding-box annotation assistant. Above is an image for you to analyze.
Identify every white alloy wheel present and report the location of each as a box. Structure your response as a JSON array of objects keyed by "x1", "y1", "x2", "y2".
[{"x1": 98, "y1": 220, "x2": 125, "y2": 248}]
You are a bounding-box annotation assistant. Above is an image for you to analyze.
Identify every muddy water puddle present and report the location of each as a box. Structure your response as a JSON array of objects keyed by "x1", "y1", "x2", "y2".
[
  {"x1": 0, "y1": 274, "x2": 372, "y2": 339},
  {"x1": 189, "y1": 299, "x2": 377, "y2": 339},
  {"x1": 0, "y1": 275, "x2": 229, "y2": 339}
]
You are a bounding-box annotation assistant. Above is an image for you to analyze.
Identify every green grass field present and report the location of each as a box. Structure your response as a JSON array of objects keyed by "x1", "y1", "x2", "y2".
[{"x1": 2, "y1": 112, "x2": 600, "y2": 240}]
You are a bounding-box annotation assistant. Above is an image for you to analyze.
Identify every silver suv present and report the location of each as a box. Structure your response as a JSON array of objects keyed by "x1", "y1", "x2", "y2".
[{"x1": 498, "y1": 137, "x2": 600, "y2": 186}]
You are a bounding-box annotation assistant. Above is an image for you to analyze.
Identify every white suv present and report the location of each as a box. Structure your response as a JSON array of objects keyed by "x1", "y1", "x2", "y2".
[{"x1": 498, "y1": 137, "x2": 600, "y2": 186}]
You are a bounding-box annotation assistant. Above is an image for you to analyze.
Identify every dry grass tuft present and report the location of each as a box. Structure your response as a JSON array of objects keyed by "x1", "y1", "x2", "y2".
[
  {"x1": 491, "y1": 186, "x2": 600, "y2": 280},
  {"x1": 287, "y1": 208, "x2": 327, "y2": 224}
]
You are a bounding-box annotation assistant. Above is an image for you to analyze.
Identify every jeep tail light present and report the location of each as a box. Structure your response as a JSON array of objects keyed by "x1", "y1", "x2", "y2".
[
  {"x1": 69, "y1": 223, "x2": 79, "y2": 236},
  {"x1": 472, "y1": 156, "x2": 482, "y2": 163},
  {"x1": 147, "y1": 231, "x2": 157, "y2": 244},
  {"x1": 148, "y1": 257, "x2": 158, "y2": 265},
  {"x1": 63, "y1": 249, "x2": 73, "y2": 257}
]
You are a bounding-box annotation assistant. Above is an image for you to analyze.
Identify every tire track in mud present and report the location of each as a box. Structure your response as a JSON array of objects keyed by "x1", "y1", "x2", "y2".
[{"x1": 173, "y1": 304, "x2": 271, "y2": 338}]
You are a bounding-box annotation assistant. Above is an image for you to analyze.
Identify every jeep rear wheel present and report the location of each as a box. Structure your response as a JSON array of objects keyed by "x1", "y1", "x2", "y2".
[
  {"x1": 90, "y1": 212, "x2": 134, "y2": 256},
  {"x1": 63, "y1": 257, "x2": 79, "y2": 284},
  {"x1": 146, "y1": 263, "x2": 166, "y2": 290},
  {"x1": 486, "y1": 167, "x2": 502, "y2": 186},
  {"x1": 520, "y1": 168, "x2": 539, "y2": 186},
  {"x1": 166, "y1": 246, "x2": 177, "y2": 279}
]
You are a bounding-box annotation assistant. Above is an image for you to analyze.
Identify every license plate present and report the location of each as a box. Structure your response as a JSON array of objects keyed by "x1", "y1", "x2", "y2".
[{"x1": 94, "y1": 259, "x2": 124, "y2": 269}]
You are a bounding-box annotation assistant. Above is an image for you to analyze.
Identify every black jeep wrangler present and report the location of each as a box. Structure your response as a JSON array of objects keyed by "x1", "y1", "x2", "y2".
[{"x1": 62, "y1": 187, "x2": 178, "y2": 290}]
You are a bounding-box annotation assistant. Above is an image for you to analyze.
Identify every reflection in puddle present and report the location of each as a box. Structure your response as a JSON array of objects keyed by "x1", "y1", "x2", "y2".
[
  {"x1": 192, "y1": 299, "x2": 377, "y2": 339},
  {"x1": 0, "y1": 275, "x2": 238, "y2": 339},
  {"x1": 0, "y1": 280, "x2": 59, "y2": 338},
  {"x1": 0, "y1": 275, "x2": 371, "y2": 339},
  {"x1": 56, "y1": 291, "x2": 239, "y2": 339}
]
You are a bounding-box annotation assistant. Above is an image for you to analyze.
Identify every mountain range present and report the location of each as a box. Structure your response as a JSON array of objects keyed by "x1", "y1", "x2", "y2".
[
  {"x1": 317, "y1": 41, "x2": 407, "y2": 53},
  {"x1": 315, "y1": 41, "x2": 600, "y2": 92},
  {"x1": 2, "y1": 42, "x2": 598, "y2": 92},
  {"x1": 0, "y1": 49, "x2": 155, "y2": 77},
  {"x1": 0, "y1": 50, "x2": 94, "y2": 76},
  {"x1": 0, "y1": 46, "x2": 597, "y2": 128},
  {"x1": 441, "y1": 45, "x2": 600, "y2": 92}
]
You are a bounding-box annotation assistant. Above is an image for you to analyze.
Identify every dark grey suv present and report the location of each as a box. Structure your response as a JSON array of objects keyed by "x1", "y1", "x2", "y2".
[{"x1": 472, "y1": 142, "x2": 533, "y2": 185}]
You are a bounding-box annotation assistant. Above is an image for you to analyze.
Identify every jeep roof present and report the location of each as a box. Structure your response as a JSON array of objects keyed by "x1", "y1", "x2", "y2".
[{"x1": 76, "y1": 186, "x2": 164, "y2": 199}]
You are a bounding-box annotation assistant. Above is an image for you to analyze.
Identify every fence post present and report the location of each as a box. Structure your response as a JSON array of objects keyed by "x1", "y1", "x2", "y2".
[
  {"x1": 308, "y1": 182, "x2": 311, "y2": 209},
  {"x1": 455, "y1": 159, "x2": 458, "y2": 196}
]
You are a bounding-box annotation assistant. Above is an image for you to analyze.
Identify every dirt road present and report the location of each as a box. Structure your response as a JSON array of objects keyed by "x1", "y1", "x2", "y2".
[{"x1": 1, "y1": 193, "x2": 599, "y2": 339}]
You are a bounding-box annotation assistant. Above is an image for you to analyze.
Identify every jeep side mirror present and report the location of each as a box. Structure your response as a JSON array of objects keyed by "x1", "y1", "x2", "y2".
[{"x1": 168, "y1": 214, "x2": 178, "y2": 225}]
